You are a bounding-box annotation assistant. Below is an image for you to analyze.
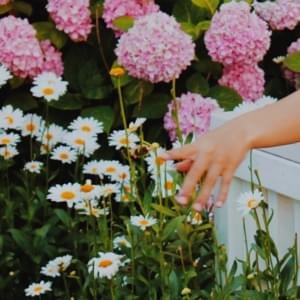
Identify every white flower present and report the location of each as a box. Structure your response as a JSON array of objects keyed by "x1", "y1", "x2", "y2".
[
  {"x1": 108, "y1": 130, "x2": 139, "y2": 150},
  {"x1": 0, "y1": 105, "x2": 24, "y2": 130},
  {"x1": 152, "y1": 175, "x2": 178, "y2": 198},
  {"x1": 24, "y1": 280, "x2": 52, "y2": 297},
  {"x1": 0, "y1": 132, "x2": 20, "y2": 146},
  {"x1": 99, "y1": 184, "x2": 119, "y2": 198},
  {"x1": 31, "y1": 72, "x2": 68, "y2": 101},
  {"x1": 80, "y1": 180, "x2": 101, "y2": 200},
  {"x1": 128, "y1": 118, "x2": 146, "y2": 132},
  {"x1": 21, "y1": 113, "x2": 44, "y2": 137},
  {"x1": 41, "y1": 262, "x2": 60, "y2": 278},
  {"x1": 237, "y1": 189, "x2": 264, "y2": 216},
  {"x1": 115, "y1": 185, "x2": 133, "y2": 203},
  {"x1": 47, "y1": 183, "x2": 81, "y2": 208},
  {"x1": 68, "y1": 116, "x2": 103, "y2": 137},
  {"x1": 83, "y1": 160, "x2": 101, "y2": 176},
  {"x1": 0, "y1": 64, "x2": 12, "y2": 87},
  {"x1": 65, "y1": 130, "x2": 100, "y2": 157},
  {"x1": 88, "y1": 252, "x2": 123, "y2": 279},
  {"x1": 187, "y1": 211, "x2": 203, "y2": 225},
  {"x1": 51, "y1": 146, "x2": 77, "y2": 164},
  {"x1": 0, "y1": 146, "x2": 18, "y2": 160},
  {"x1": 98, "y1": 160, "x2": 123, "y2": 178},
  {"x1": 37, "y1": 123, "x2": 65, "y2": 148},
  {"x1": 113, "y1": 236, "x2": 131, "y2": 250},
  {"x1": 110, "y1": 165, "x2": 131, "y2": 183},
  {"x1": 51, "y1": 255, "x2": 73, "y2": 272},
  {"x1": 24, "y1": 161, "x2": 44, "y2": 174},
  {"x1": 75, "y1": 200, "x2": 109, "y2": 217},
  {"x1": 130, "y1": 215, "x2": 157, "y2": 230}
]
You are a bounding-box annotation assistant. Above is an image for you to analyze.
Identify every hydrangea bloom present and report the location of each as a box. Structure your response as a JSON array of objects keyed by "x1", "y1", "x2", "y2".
[
  {"x1": 164, "y1": 92, "x2": 220, "y2": 141},
  {"x1": 115, "y1": 12, "x2": 195, "y2": 83},
  {"x1": 103, "y1": 0, "x2": 159, "y2": 37},
  {"x1": 204, "y1": 1, "x2": 271, "y2": 65},
  {"x1": 0, "y1": 0, "x2": 10, "y2": 5},
  {"x1": 219, "y1": 64, "x2": 265, "y2": 101},
  {"x1": 46, "y1": 0, "x2": 92, "y2": 42},
  {"x1": 0, "y1": 16, "x2": 44, "y2": 78},
  {"x1": 254, "y1": 0, "x2": 300, "y2": 31},
  {"x1": 283, "y1": 38, "x2": 300, "y2": 89}
]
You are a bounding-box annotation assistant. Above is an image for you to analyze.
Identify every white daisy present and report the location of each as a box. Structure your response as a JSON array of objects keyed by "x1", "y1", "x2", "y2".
[
  {"x1": 24, "y1": 161, "x2": 43, "y2": 174},
  {"x1": 41, "y1": 262, "x2": 60, "y2": 278},
  {"x1": 75, "y1": 200, "x2": 109, "y2": 218},
  {"x1": 65, "y1": 130, "x2": 100, "y2": 157},
  {"x1": 37, "y1": 123, "x2": 65, "y2": 148},
  {"x1": 187, "y1": 211, "x2": 203, "y2": 225},
  {"x1": 237, "y1": 189, "x2": 264, "y2": 216},
  {"x1": 115, "y1": 184, "x2": 136, "y2": 203},
  {"x1": 51, "y1": 255, "x2": 73, "y2": 272},
  {"x1": 152, "y1": 175, "x2": 178, "y2": 198},
  {"x1": 0, "y1": 146, "x2": 18, "y2": 160},
  {"x1": 0, "y1": 132, "x2": 20, "y2": 146},
  {"x1": 80, "y1": 179, "x2": 101, "y2": 200},
  {"x1": 31, "y1": 72, "x2": 68, "y2": 102},
  {"x1": 108, "y1": 130, "x2": 139, "y2": 150},
  {"x1": 21, "y1": 113, "x2": 44, "y2": 137},
  {"x1": 51, "y1": 146, "x2": 77, "y2": 164},
  {"x1": 130, "y1": 215, "x2": 157, "y2": 231},
  {"x1": 47, "y1": 183, "x2": 81, "y2": 208},
  {"x1": 0, "y1": 64, "x2": 12, "y2": 87},
  {"x1": 99, "y1": 184, "x2": 119, "y2": 198},
  {"x1": 0, "y1": 105, "x2": 24, "y2": 130},
  {"x1": 110, "y1": 165, "x2": 131, "y2": 183},
  {"x1": 98, "y1": 160, "x2": 123, "y2": 178},
  {"x1": 83, "y1": 160, "x2": 101, "y2": 176},
  {"x1": 24, "y1": 280, "x2": 52, "y2": 297},
  {"x1": 68, "y1": 116, "x2": 103, "y2": 137},
  {"x1": 88, "y1": 252, "x2": 123, "y2": 279},
  {"x1": 128, "y1": 118, "x2": 146, "y2": 133},
  {"x1": 113, "y1": 236, "x2": 131, "y2": 250}
]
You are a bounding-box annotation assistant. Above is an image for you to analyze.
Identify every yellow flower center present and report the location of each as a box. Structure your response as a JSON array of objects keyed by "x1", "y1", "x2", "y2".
[
  {"x1": 46, "y1": 132, "x2": 53, "y2": 140},
  {"x1": 91, "y1": 167, "x2": 97, "y2": 174},
  {"x1": 33, "y1": 286, "x2": 43, "y2": 294},
  {"x1": 109, "y1": 67, "x2": 125, "y2": 77},
  {"x1": 164, "y1": 181, "x2": 173, "y2": 190},
  {"x1": 106, "y1": 166, "x2": 116, "y2": 173},
  {"x1": 247, "y1": 199, "x2": 258, "y2": 209},
  {"x1": 81, "y1": 125, "x2": 91, "y2": 133},
  {"x1": 59, "y1": 153, "x2": 69, "y2": 160},
  {"x1": 120, "y1": 137, "x2": 129, "y2": 145},
  {"x1": 26, "y1": 123, "x2": 36, "y2": 132},
  {"x1": 75, "y1": 138, "x2": 85, "y2": 145},
  {"x1": 139, "y1": 219, "x2": 149, "y2": 226},
  {"x1": 193, "y1": 213, "x2": 202, "y2": 223},
  {"x1": 1, "y1": 138, "x2": 11, "y2": 145},
  {"x1": 122, "y1": 194, "x2": 129, "y2": 202},
  {"x1": 155, "y1": 157, "x2": 165, "y2": 166},
  {"x1": 5, "y1": 116, "x2": 14, "y2": 125},
  {"x1": 42, "y1": 87, "x2": 55, "y2": 96},
  {"x1": 61, "y1": 191, "x2": 76, "y2": 200},
  {"x1": 42, "y1": 144, "x2": 50, "y2": 153},
  {"x1": 98, "y1": 259, "x2": 113, "y2": 268},
  {"x1": 80, "y1": 184, "x2": 94, "y2": 193}
]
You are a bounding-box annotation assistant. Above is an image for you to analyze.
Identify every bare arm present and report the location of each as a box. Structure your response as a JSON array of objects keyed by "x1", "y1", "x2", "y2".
[{"x1": 160, "y1": 90, "x2": 300, "y2": 211}]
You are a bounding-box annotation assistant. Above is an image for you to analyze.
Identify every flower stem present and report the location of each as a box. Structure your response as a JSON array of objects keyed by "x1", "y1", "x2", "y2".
[
  {"x1": 171, "y1": 78, "x2": 183, "y2": 143},
  {"x1": 62, "y1": 272, "x2": 71, "y2": 300}
]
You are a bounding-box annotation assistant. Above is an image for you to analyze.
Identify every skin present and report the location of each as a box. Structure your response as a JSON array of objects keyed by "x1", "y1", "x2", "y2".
[{"x1": 159, "y1": 90, "x2": 300, "y2": 211}]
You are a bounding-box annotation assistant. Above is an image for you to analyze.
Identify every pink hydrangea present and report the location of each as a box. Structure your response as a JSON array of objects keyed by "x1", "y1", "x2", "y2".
[
  {"x1": 39, "y1": 40, "x2": 64, "y2": 76},
  {"x1": 254, "y1": 0, "x2": 300, "y2": 31},
  {"x1": 284, "y1": 38, "x2": 300, "y2": 89},
  {"x1": 47, "y1": 0, "x2": 92, "y2": 42},
  {"x1": 164, "y1": 92, "x2": 220, "y2": 141},
  {"x1": 0, "y1": 0, "x2": 10, "y2": 5},
  {"x1": 0, "y1": 16, "x2": 44, "y2": 78},
  {"x1": 219, "y1": 64, "x2": 265, "y2": 101},
  {"x1": 204, "y1": 1, "x2": 271, "y2": 65},
  {"x1": 103, "y1": 0, "x2": 159, "y2": 37},
  {"x1": 115, "y1": 12, "x2": 195, "y2": 83}
]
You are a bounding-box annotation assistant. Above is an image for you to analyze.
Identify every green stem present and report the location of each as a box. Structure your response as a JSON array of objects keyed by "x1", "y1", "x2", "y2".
[
  {"x1": 110, "y1": 280, "x2": 116, "y2": 300},
  {"x1": 62, "y1": 272, "x2": 71, "y2": 300},
  {"x1": 171, "y1": 78, "x2": 183, "y2": 143}
]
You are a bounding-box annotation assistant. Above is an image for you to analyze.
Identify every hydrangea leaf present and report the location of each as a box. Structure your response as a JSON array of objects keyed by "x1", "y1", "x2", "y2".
[
  {"x1": 112, "y1": 16, "x2": 134, "y2": 31},
  {"x1": 191, "y1": 0, "x2": 220, "y2": 15},
  {"x1": 186, "y1": 73, "x2": 210, "y2": 96},
  {"x1": 12, "y1": 1, "x2": 32, "y2": 16},
  {"x1": 283, "y1": 51, "x2": 300, "y2": 73},
  {"x1": 209, "y1": 86, "x2": 242, "y2": 111}
]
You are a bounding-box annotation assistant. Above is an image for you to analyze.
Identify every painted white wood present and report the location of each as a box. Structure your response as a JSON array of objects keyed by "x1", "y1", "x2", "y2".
[{"x1": 211, "y1": 112, "x2": 300, "y2": 268}]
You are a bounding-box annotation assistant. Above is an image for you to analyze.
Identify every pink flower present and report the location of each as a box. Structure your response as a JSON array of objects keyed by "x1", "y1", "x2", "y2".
[
  {"x1": 47, "y1": 0, "x2": 92, "y2": 42},
  {"x1": 204, "y1": 1, "x2": 271, "y2": 65},
  {"x1": 103, "y1": 0, "x2": 159, "y2": 37},
  {"x1": 164, "y1": 92, "x2": 220, "y2": 141},
  {"x1": 116, "y1": 12, "x2": 195, "y2": 83},
  {"x1": 284, "y1": 38, "x2": 300, "y2": 89},
  {"x1": 254, "y1": 0, "x2": 300, "y2": 31},
  {"x1": 0, "y1": 0, "x2": 10, "y2": 5},
  {"x1": 39, "y1": 40, "x2": 64, "y2": 76},
  {"x1": 219, "y1": 64, "x2": 265, "y2": 101},
  {"x1": 0, "y1": 16, "x2": 44, "y2": 78}
]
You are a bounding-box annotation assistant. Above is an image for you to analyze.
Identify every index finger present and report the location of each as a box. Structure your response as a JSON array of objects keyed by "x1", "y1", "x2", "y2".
[{"x1": 159, "y1": 143, "x2": 195, "y2": 161}]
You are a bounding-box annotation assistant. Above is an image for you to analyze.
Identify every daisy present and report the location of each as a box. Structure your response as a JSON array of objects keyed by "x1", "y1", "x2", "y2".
[
  {"x1": 31, "y1": 72, "x2": 68, "y2": 102},
  {"x1": 65, "y1": 130, "x2": 100, "y2": 157},
  {"x1": 24, "y1": 161, "x2": 43, "y2": 174},
  {"x1": 88, "y1": 252, "x2": 123, "y2": 279},
  {"x1": 68, "y1": 116, "x2": 103, "y2": 137},
  {"x1": 237, "y1": 189, "x2": 264, "y2": 216},
  {"x1": 41, "y1": 262, "x2": 60, "y2": 278},
  {"x1": 99, "y1": 184, "x2": 119, "y2": 198},
  {"x1": 130, "y1": 215, "x2": 157, "y2": 231},
  {"x1": 47, "y1": 183, "x2": 81, "y2": 208},
  {"x1": 24, "y1": 280, "x2": 52, "y2": 297},
  {"x1": 187, "y1": 211, "x2": 203, "y2": 225},
  {"x1": 0, "y1": 64, "x2": 12, "y2": 87},
  {"x1": 80, "y1": 179, "x2": 101, "y2": 200},
  {"x1": 0, "y1": 105, "x2": 24, "y2": 130},
  {"x1": 113, "y1": 236, "x2": 131, "y2": 250},
  {"x1": 51, "y1": 255, "x2": 73, "y2": 272},
  {"x1": 21, "y1": 113, "x2": 44, "y2": 137},
  {"x1": 152, "y1": 175, "x2": 178, "y2": 198},
  {"x1": 75, "y1": 200, "x2": 109, "y2": 217},
  {"x1": 0, "y1": 132, "x2": 20, "y2": 146},
  {"x1": 98, "y1": 160, "x2": 123, "y2": 178},
  {"x1": 110, "y1": 165, "x2": 131, "y2": 183},
  {"x1": 128, "y1": 118, "x2": 146, "y2": 133},
  {"x1": 0, "y1": 146, "x2": 18, "y2": 160},
  {"x1": 108, "y1": 130, "x2": 139, "y2": 150},
  {"x1": 114, "y1": 184, "x2": 136, "y2": 203},
  {"x1": 51, "y1": 146, "x2": 77, "y2": 164},
  {"x1": 37, "y1": 123, "x2": 65, "y2": 148}
]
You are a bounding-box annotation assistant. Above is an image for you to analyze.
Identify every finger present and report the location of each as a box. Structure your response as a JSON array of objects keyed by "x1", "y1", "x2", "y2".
[
  {"x1": 176, "y1": 158, "x2": 209, "y2": 205},
  {"x1": 192, "y1": 165, "x2": 222, "y2": 211},
  {"x1": 159, "y1": 143, "x2": 195, "y2": 161},
  {"x1": 175, "y1": 160, "x2": 193, "y2": 172},
  {"x1": 215, "y1": 171, "x2": 234, "y2": 207}
]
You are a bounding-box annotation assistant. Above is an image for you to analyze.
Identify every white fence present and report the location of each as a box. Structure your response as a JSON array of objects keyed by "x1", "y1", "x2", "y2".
[{"x1": 211, "y1": 112, "x2": 300, "y2": 267}]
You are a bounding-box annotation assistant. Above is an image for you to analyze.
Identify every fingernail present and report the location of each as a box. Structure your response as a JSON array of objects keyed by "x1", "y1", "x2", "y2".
[
  {"x1": 176, "y1": 195, "x2": 187, "y2": 205},
  {"x1": 215, "y1": 201, "x2": 223, "y2": 208},
  {"x1": 192, "y1": 202, "x2": 202, "y2": 211}
]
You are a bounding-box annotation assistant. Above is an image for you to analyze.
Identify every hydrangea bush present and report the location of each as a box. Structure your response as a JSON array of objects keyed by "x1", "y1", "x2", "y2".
[{"x1": 0, "y1": 0, "x2": 300, "y2": 298}]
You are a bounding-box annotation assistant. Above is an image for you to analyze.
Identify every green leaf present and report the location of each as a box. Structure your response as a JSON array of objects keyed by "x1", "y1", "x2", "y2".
[
  {"x1": 209, "y1": 86, "x2": 242, "y2": 111},
  {"x1": 81, "y1": 106, "x2": 114, "y2": 133},
  {"x1": 48, "y1": 93, "x2": 85, "y2": 110},
  {"x1": 13, "y1": 1, "x2": 32, "y2": 16},
  {"x1": 80, "y1": 75, "x2": 112, "y2": 100},
  {"x1": 283, "y1": 51, "x2": 300, "y2": 73},
  {"x1": 54, "y1": 209, "x2": 72, "y2": 227},
  {"x1": 112, "y1": 16, "x2": 134, "y2": 31},
  {"x1": 4, "y1": 91, "x2": 38, "y2": 111},
  {"x1": 169, "y1": 271, "x2": 180, "y2": 299},
  {"x1": 192, "y1": 0, "x2": 219, "y2": 15},
  {"x1": 151, "y1": 204, "x2": 177, "y2": 218},
  {"x1": 9, "y1": 229, "x2": 33, "y2": 257},
  {"x1": 186, "y1": 73, "x2": 209, "y2": 95},
  {"x1": 162, "y1": 216, "x2": 186, "y2": 240},
  {"x1": 280, "y1": 256, "x2": 296, "y2": 294},
  {"x1": 124, "y1": 80, "x2": 154, "y2": 105}
]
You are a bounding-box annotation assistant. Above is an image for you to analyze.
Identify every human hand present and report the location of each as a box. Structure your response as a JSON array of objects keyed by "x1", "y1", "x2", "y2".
[{"x1": 159, "y1": 121, "x2": 253, "y2": 211}]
